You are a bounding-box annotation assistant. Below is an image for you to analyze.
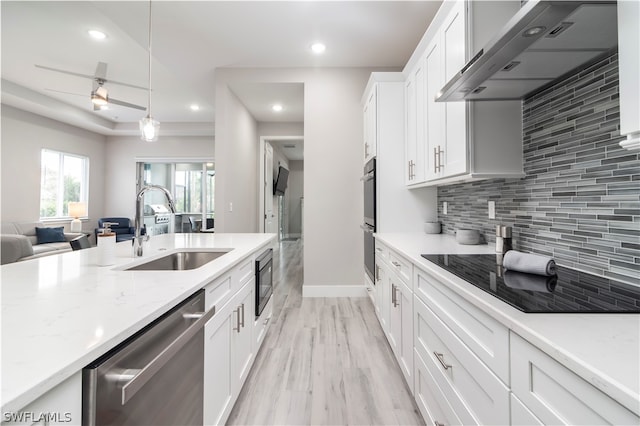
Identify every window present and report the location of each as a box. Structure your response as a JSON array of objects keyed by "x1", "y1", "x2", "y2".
[{"x1": 40, "y1": 149, "x2": 89, "y2": 219}]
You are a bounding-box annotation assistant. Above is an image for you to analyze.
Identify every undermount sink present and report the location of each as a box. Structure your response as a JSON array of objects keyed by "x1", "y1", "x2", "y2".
[{"x1": 124, "y1": 250, "x2": 230, "y2": 271}]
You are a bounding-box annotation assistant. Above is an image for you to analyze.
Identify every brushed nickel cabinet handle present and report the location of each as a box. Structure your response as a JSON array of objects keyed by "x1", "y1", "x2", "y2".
[
  {"x1": 392, "y1": 261, "x2": 401, "y2": 268},
  {"x1": 234, "y1": 307, "x2": 241, "y2": 333},
  {"x1": 434, "y1": 352, "x2": 452, "y2": 370},
  {"x1": 434, "y1": 421, "x2": 445, "y2": 426},
  {"x1": 433, "y1": 147, "x2": 437, "y2": 171},
  {"x1": 240, "y1": 303, "x2": 245, "y2": 328}
]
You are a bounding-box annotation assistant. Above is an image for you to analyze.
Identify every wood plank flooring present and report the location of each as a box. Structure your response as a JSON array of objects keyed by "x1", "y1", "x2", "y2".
[{"x1": 227, "y1": 238, "x2": 424, "y2": 425}]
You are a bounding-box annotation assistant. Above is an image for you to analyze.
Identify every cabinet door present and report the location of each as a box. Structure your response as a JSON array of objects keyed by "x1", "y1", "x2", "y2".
[
  {"x1": 204, "y1": 302, "x2": 233, "y2": 426},
  {"x1": 405, "y1": 63, "x2": 425, "y2": 185},
  {"x1": 441, "y1": 0, "x2": 468, "y2": 177},
  {"x1": 424, "y1": 37, "x2": 443, "y2": 181},
  {"x1": 12, "y1": 372, "x2": 81, "y2": 426},
  {"x1": 618, "y1": 0, "x2": 640, "y2": 149},
  {"x1": 388, "y1": 275, "x2": 402, "y2": 354},
  {"x1": 398, "y1": 282, "x2": 414, "y2": 394},
  {"x1": 231, "y1": 280, "x2": 255, "y2": 395},
  {"x1": 375, "y1": 258, "x2": 390, "y2": 333},
  {"x1": 364, "y1": 86, "x2": 377, "y2": 163}
]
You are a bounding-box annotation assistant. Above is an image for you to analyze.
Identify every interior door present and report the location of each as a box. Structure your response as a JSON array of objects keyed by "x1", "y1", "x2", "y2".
[{"x1": 264, "y1": 143, "x2": 276, "y2": 233}]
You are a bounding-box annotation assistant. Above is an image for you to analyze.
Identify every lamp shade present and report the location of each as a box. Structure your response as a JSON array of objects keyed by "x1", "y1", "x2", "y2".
[
  {"x1": 68, "y1": 202, "x2": 87, "y2": 219},
  {"x1": 139, "y1": 116, "x2": 160, "y2": 142}
]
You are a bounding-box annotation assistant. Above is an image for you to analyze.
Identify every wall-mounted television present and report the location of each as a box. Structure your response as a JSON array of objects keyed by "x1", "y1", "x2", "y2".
[{"x1": 273, "y1": 166, "x2": 289, "y2": 195}]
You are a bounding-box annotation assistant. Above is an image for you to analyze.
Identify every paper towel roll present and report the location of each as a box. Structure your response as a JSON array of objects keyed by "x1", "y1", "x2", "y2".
[
  {"x1": 503, "y1": 250, "x2": 556, "y2": 276},
  {"x1": 97, "y1": 233, "x2": 116, "y2": 266}
]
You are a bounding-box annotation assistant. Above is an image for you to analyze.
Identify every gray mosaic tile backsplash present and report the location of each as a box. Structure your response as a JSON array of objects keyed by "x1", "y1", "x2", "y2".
[{"x1": 437, "y1": 52, "x2": 640, "y2": 286}]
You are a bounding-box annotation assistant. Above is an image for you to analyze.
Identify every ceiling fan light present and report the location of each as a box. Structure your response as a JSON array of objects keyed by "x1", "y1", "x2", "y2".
[
  {"x1": 139, "y1": 116, "x2": 160, "y2": 142},
  {"x1": 91, "y1": 86, "x2": 109, "y2": 106}
]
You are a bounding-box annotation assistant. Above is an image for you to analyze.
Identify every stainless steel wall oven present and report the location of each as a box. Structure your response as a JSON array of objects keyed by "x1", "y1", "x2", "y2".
[
  {"x1": 255, "y1": 248, "x2": 273, "y2": 317},
  {"x1": 362, "y1": 158, "x2": 376, "y2": 283}
]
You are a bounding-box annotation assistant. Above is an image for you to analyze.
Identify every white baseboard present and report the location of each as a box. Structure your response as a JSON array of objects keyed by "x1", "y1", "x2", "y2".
[{"x1": 302, "y1": 284, "x2": 368, "y2": 298}]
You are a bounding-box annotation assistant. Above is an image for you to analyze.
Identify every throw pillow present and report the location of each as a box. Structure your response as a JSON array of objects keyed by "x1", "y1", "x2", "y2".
[{"x1": 35, "y1": 227, "x2": 66, "y2": 244}]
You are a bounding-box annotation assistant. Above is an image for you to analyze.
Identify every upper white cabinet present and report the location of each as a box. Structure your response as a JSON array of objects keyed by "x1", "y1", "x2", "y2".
[
  {"x1": 405, "y1": 0, "x2": 524, "y2": 187},
  {"x1": 363, "y1": 85, "x2": 377, "y2": 163},
  {"x1": 617, "y1": 0, "x2": 640, "y2": 151}
]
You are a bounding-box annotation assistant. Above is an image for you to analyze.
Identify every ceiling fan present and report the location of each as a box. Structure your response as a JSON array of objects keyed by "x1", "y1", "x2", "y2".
[{"x1": 37, "y1": 62, "x2": 147, "y2": 111}]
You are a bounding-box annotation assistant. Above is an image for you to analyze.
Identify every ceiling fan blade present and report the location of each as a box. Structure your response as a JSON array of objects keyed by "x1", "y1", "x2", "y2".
[
  {"x1": 106, "y1": 79, "x2": 148, "y2": 91},
  {"x1": 95, "y1": 62, "x2": 108, "y2": 80},
  {"x1": 35, "y1": 64, "x2": 95, "y2": 80},
  {"x1": 45, "y1": 88, "x2": 86, "y2": 97},
  {"x1": 109, "y1": 98, "x2": 147, "y2": 111}
]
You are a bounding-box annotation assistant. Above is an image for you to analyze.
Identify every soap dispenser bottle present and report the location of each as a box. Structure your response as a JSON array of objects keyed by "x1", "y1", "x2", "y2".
[{"x1": 97, "y1": 222, "x2": 116, "y2": 266}]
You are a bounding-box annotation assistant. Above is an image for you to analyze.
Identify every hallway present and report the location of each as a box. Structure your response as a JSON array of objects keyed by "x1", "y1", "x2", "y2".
[{"x1": 227, "y1": 239, "x2": 423, "y2": 425}]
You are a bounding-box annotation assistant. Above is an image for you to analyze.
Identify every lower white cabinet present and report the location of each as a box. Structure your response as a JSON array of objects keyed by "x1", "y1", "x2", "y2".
[
  {"x1": 231, "y1": 279, "x2": 255, "y2": 394},
  {"x1": 204, "y1": 280, "x2": 255, "y2": 426},
  {"x1": 413, "y1": 295, "x2": 510, "y2": 425},
  {"x1": 510, "y1": 393, "x2": 543, "y2": 426},
  {"x1": 388, "y1": 277, "x2": 414, "y2": 394},
  {"x1": 3, "y1": 373, "x2": 82, "y2": 426},
  {"x1": 203, "y1": 296, "x2": 234, "y2": 426},
  {"x1": 510, "y1": 332, "x2": 639, "y2": 426},
  {"x1": 414, "y1": 349, "x2": 463, "y2": 426},
  {"x1": 253, "y1": 295, "x2": 272, "y2": 350}
]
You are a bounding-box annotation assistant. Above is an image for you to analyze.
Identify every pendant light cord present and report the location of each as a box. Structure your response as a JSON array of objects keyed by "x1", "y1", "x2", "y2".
[{"x1": 147, "y1": 0, "x2": 152, "y2": 117}]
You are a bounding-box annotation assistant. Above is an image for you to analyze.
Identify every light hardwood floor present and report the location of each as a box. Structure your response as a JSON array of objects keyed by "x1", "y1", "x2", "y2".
[{"x1": 227, "y1": 238, "x2": 424, "y2": 425}]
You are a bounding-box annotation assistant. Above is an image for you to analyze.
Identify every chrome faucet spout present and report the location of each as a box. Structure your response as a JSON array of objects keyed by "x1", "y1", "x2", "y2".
[{"x1": 134, "y1": 185, "x2": 176, "y2": 257}]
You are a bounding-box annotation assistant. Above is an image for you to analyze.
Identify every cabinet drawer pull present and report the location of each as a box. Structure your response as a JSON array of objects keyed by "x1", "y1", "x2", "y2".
[
  {"x1": 234, "y1": 307, "x2": 241, "y2": 333},
  {"x1": 263, "y1": 316, "x2": 271, "y2": 326},
  {"x1": 240, "y1": 303, "x2": 245, "y2": 328},
  {"x1": 392, "y1": 261, "x2": 401, "y2": 268},
  {"x1": 433, "y1": 147, "x2": 437, "y2": 171},
  {"x1": 434, "y1": 352, "x2": 452, "y2": 370},
  {"x1": 392, "y1": 284, "x2": 399, "y2": 307},
  {"x1": 434, "y1": 421, "x2": 445, "y2": 426}
]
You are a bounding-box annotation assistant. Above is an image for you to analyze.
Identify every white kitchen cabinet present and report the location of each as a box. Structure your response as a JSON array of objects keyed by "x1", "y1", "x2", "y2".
[
  {"x1": 253, "y1": 294, "x2": 272, "y2": 350},
  {"x1": 617, "y1": 0, "x2": 640, "y2": 151},
  {"x1": 203, "y1": 298, "x2": 234, "y2": 426},
  {"x1": 204, "y1": 279, "x2": 255, "y2": 426},
  {"x1": 3, "y1": 373, "x2": 82, "y2": 426},
  {"x1": 510, "y1": 393, "x2": 543, "y2": 426},
  {"x1": 363, "y1": 85, "x2": 377, "y2": 163},
  {"x1": 231, "y1": 279, "x2": 255, "y2": 394},
  {"x1": 413, "y1": 295, "x2": 510, "y2": 425},
  {"x1": 374, "y1": 252, "x2": 389, "y2": 333},
  {"x1": 405, "y1": 63, "x2": 425, "y2": 184},
  {"x1": 388, "y1": 277, "x2": 414, "y2": 394},
  {"x1": 510, "y1": 332, "x2": 639, "y2": 425},
  {"x1": 405, "y1": 0, "x2": 523, "y2": 188}
]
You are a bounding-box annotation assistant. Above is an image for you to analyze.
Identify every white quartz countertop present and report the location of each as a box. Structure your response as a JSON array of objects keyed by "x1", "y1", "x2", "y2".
[
  {"x1": 375, "y1": 233, "x2": 640, "y2": 416},
  {"x1": 1, "y1": 233, "x2": 276, "y2": 413}
]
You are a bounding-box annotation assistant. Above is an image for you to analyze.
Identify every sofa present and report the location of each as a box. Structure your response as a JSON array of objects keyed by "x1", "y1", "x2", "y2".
[
  {"x1": 1, "y1": 222, "x2": 84, "y2": 265},
  {"x1": 95, "y1": 217, "x2": 142, "y2": 242}
]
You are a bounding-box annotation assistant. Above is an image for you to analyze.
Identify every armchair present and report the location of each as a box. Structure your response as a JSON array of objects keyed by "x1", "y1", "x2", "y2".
[{"x1": 95, "y1": 217, "x2": 143, "y2": 243}]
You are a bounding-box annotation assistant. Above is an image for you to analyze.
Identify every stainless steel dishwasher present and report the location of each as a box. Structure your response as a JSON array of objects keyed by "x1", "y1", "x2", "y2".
[{"x1": 82, "y1": 290, "x2": 214, "y2": 425}]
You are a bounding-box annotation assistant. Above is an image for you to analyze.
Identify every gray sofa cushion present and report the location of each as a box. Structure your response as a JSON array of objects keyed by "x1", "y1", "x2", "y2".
[{"x1": 1, "y1": 235, "x2": 34, "y2": 265}]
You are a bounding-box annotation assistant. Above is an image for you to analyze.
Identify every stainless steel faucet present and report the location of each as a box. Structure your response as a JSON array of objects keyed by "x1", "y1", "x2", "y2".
[{"x1": 134, "y1": 185, "x2": 177, "y2": 257}]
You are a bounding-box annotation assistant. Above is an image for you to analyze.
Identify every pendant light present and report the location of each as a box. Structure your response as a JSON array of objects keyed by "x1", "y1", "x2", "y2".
[{"x1": 139, "y1": 0, "x2": 159, "y2": 142}]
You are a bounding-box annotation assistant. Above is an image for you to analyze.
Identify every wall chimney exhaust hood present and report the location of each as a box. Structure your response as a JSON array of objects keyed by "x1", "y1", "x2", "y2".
[{"x1": 436, "y1": 0, "x2": 618, "y2": 102}]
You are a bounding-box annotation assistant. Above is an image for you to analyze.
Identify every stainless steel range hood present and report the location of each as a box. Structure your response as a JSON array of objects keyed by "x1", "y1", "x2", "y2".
[{"x1": 436, "y1": 0, "x2": 618, "y2": 102}]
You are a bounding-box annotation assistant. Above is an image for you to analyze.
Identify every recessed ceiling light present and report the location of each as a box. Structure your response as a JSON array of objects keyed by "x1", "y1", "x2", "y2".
[
  {"x1": 311, "y1": 42, "x2": 326, "y2": 54},
  {"x1": 99, "y1": 105, "x2": 109, "y2": 110},
  {"x1": 88, "y1": 30, "x2": 107, "y2": 40},
  {"x1": 190, "y1": 104, "x2": 200, "y2": 111},
  {"x1": 272, "y1": 104, "x2": 283, "y2": 112}
]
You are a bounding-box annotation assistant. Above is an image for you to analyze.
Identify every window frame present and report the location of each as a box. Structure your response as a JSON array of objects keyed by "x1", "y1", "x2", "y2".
[{"x1": 39, "y1": 149, "x2": 90, "y2": 220}]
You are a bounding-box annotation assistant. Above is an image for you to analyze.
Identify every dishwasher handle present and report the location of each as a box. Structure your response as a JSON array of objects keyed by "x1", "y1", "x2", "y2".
[{"x1": 119, "y1": 305, "x2": 215, "y2": 405}]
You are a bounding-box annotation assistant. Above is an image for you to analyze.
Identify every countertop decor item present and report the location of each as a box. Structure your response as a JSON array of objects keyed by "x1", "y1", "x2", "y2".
[
  {"x1": 423, "y1": 221, "x2": 441, "y2": 234},
  {"x1": 456, "y1": 228, "x2": 480, "y2": 245},
  {"x1": 503, "y1": 250, "x2": 556, "y2": 276}
]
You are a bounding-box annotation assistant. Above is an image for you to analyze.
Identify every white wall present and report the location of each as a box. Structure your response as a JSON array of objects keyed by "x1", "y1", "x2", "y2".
[
  {"x1": 257, "y1": 122, "x2": 303, "y2": 137},
  {"x1": 103, "y1": 134, "x2": 214, "y2": 220},
  {"x1": 214, "y1": 85, "x2": 259, "y2": 233},
  {"x1": 288, "y1": 160, "x2": 304, "y2": 236},
  {"x1": 1, "y1": 105, "x2": 106, "y2": 233},
  {"x1": 215, "y1": 67, "x2": 378, "y2": 296}
]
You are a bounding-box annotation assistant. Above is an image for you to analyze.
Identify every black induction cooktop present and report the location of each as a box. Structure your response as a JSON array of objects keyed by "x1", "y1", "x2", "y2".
[{"x1": 420, "y1": 254, "x2": 640, "y2": 313}]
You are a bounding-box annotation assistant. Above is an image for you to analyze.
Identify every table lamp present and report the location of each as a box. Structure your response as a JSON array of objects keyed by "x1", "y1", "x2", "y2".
[{"x1": 68, "y1": 202, "x2": 87, "y2": 232}]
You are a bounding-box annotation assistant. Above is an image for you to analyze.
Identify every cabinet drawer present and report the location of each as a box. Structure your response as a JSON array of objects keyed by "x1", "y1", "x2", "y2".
[
  {"x1": 375, "y1": 241, "x2": 389, "y2": 263},
  {"x1": 511, "y1": 332, "x2": 639, "y2": 425},
  {"x1": 414, "y1": 349, "x2": 463, "y2": 426},
  {"x1": 414, "y1": 266, "x2": 509, "y2": 383},
  {"x1": 510, "y1": 393, "x2": 543, "y2": 426},
  {"x1": 414, "y1": 295, "x2": 510, "y2": 425},
  {"x1": 234, "y1": 258, "x2": 254, "y2": 287},
  {"x1": 388, "y1": 248, "x2": 412, "y2": 286},
  {"x1": 205, "y1": 271, "x2": 233, "y2": 312}
]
